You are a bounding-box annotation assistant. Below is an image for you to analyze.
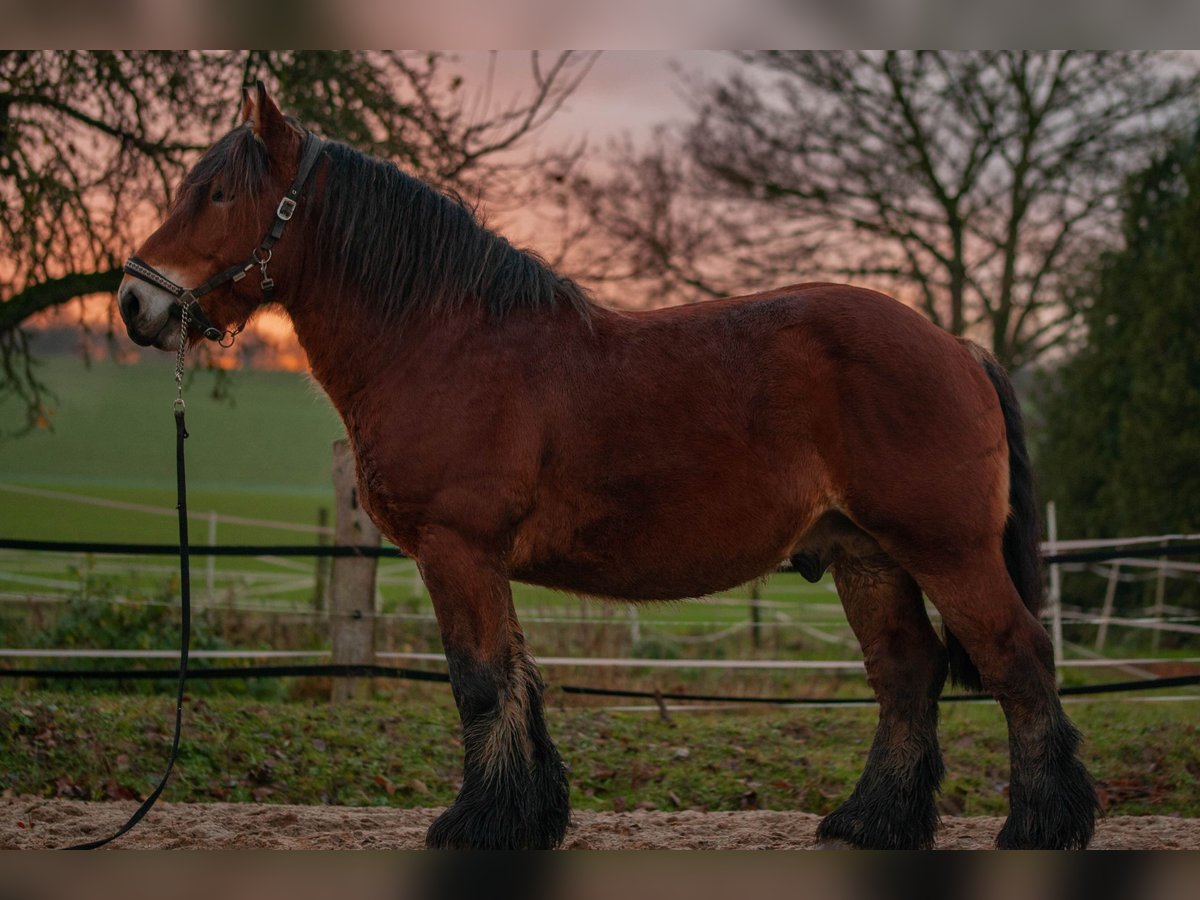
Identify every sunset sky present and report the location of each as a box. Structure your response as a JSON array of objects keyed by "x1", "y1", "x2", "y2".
[{"x1": 456, "y1": 51, "x2": 734, "y2": 147}]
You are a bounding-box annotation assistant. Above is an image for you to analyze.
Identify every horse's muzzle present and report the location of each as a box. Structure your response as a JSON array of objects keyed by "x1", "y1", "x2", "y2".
[{"x1": 118, "y1": 279, "x2": 179, "y2": 348}]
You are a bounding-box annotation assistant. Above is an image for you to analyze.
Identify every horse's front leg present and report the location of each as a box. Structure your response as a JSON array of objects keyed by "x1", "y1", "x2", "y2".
[{"x1": 418, "y1": 527, "x2": 570, "y2": 850}]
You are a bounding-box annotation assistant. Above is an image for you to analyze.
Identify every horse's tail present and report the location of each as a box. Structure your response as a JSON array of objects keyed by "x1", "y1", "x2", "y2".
[{"x1": 946, "y1": 342, "x2": 1044, "y2": 692}]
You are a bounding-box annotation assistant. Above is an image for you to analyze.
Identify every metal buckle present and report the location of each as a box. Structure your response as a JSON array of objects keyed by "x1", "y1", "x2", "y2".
[{"x1": 277, "y1": 197, "x2": 297, "y2": 221}]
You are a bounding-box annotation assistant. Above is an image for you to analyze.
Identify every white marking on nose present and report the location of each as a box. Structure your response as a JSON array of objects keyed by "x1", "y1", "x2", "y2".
[{"x1": 118, "y1": 258, "x2": 205, "y2": 350}]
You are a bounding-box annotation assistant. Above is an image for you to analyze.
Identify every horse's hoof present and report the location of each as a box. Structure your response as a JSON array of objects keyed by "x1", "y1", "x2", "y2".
[{"x1": 425, "y1": 797, "x2": 569, "y2": 851}]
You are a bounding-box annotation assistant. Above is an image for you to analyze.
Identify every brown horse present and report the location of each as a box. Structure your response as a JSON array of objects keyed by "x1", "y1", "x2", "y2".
[{"x1": 118, "y1": 84, "x2": 1097, "y2": 850}]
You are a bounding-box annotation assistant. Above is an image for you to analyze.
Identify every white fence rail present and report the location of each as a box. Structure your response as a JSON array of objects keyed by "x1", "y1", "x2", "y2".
[{"x1": 0, "y1": 482, "x2": 332, "y2": 535}]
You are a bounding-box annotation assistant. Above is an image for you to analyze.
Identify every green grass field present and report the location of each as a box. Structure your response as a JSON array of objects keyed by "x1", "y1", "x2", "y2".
[{"x1": 0, "y1": 356, "x2": 343, "y2": 543}]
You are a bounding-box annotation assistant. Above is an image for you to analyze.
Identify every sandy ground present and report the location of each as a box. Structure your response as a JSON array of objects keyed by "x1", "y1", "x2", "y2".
[{"x1": 1, "y1": 799, "x2": 1198, "y2": 849}]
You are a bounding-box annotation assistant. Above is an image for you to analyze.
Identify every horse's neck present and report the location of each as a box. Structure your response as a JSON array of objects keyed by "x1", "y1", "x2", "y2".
[
  {"x1": 288, "y1": 289, "x2": 600, "y2": 427},
  {"x1": 287, "y1": 298, "x2": 390, "y2": 416},
  {"x1": 286, "y1": 294, "x2": 470, "y2": 420}
]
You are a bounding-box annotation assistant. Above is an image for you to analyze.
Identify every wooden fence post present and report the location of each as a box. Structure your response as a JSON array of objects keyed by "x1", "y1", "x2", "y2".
[
  {"x1": 749, "y1": 580, "x2": 762, "y2": 651},
  {"x1": 1047, "y1": 501, "x2": 1064, "y2": 685},
  {"x1": 1151, "y1": 553, "x2": 1167, "y2": 652},
  {"x1": 314, "y1": 506, "x2": 330, "y2": 611},
  {"x1": 1094, "y1": 561, "x2": 1121, "y2": 653},
  {"x1": 330, "y1": 439, "x2": 380, "y2": 702},
  {"x1": 206, "y1": 510, "x2": 218, "y2": 605}
]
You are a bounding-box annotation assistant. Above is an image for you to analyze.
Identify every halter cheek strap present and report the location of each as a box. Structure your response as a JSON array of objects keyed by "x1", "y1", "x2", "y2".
[{"x1": 123, "y1": 130, "x2": 326, "y2": 344}]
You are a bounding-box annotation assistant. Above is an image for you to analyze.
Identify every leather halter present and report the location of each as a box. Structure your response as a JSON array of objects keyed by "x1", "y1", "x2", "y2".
[{"x1": 123, "y1": 130, "x2": 326, "y2": 344}]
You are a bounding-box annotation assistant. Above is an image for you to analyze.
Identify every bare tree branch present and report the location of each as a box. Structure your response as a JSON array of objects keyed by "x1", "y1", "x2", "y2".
[{"x1": 566, "y1": 51, "x2": 1199, "y2": 370}]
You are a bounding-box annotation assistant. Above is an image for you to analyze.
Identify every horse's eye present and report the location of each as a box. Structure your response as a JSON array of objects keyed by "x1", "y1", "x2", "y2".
[{"x1": 211, "y1": 188, "x2": 225, "y2": 203}]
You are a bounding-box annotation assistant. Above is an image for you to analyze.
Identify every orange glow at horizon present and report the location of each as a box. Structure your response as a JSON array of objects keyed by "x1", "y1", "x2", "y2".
[
  {"x1": 26, "y1": 183, "x2": 584, "y2": 376},
  {"x1": 246, "y1": 308, "x2": 311, "y2": 371},
  {"x1": 34, "y1": 294, "x2": 312, "y2": 372}
]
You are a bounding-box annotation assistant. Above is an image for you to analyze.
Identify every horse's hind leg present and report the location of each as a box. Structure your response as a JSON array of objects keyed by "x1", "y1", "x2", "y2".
[
  {"x1": 417, "y1": 528, "x2": 569, "y2": 850},
  {"x1": 816, "y1": 547, "x2": 947, "y2": 850},
  {"x1": 917, "y1": 553, "x2": 1097, "y2": 849}
]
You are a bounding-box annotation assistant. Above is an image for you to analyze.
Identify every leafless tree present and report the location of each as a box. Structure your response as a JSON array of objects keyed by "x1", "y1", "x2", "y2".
[{"x1": 568, "y1": 51, "x2": 1199, "y2": 369}]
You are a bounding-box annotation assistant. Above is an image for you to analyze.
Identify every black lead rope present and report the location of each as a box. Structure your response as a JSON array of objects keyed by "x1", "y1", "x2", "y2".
[
  {"x1": 70, "y1": 132, "x2": 327, "y2": 845},
  {"x1": 65, "y1": 349, "x2": 194, "y2": 850},
  {"x1": 71, "y1": 130, "x2": 326, "y2": 846}
]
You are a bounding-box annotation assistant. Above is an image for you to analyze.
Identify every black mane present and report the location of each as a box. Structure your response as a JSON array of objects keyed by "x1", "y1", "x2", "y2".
[
  {"x1": 181, "y1": 123, "x2": 594, "y2": 323},
  {"x1": 316, "y1": 140, "x2": 594, "y2": 323}
]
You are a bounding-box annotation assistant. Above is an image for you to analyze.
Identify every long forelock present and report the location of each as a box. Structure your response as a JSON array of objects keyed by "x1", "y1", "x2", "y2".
[
  {"x1": 173, "y1": 124, "x2": 270, "y2": 217},
  {"x1": 311, "y1": 140, "x2": 594, "y2": 324}
]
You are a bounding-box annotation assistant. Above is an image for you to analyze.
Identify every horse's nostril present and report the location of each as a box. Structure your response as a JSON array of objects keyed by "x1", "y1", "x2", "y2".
[{"x1": 119, "y1": 285, "x2": 141, "y2": 322}]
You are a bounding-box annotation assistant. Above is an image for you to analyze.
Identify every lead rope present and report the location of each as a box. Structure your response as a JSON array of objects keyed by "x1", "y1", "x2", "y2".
[{"x1": 65, "y1": 307, "x2": 193, "y2": 850}]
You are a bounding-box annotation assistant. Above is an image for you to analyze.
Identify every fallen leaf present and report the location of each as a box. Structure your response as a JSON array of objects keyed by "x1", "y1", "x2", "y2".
[{"x1": 103, "y1": 780, "x2": 137, "y2": 801}]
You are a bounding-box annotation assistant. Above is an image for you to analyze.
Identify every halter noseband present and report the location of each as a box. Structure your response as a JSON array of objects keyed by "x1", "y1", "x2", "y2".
[{"x1": 123, "y1": 130, "x2": 326, "y2": 345}]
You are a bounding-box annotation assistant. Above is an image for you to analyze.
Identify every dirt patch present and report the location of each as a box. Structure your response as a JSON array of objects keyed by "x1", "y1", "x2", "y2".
[{"x1": 1, "y1": 799, "x2": 1197, "y2": 849}]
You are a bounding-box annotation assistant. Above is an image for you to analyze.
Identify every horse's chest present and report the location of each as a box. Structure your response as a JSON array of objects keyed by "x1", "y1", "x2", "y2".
[{"x1": 342, "y1": 430, "x2": 420, "y2": 552}]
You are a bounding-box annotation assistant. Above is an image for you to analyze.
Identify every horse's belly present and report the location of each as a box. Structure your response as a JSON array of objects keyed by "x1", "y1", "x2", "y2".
[
  {"x1": 510, "y1": 483, "x2": 816, "y2": 601},
  {"x1": 514, "y1": 548, "x2": 784, "y2": 601}
]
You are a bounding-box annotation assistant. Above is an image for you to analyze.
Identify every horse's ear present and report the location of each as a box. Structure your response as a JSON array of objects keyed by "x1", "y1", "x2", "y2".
[
  {"x1": 240, "y1": 85, "x2": 255, "y2": 125},
  {"x1": 243, "y1": 80, "x2": 287, "y2": 146}
]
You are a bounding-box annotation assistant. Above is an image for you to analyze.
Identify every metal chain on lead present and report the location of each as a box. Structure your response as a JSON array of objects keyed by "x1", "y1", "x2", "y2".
[{"x1": 174, "y1": 301, "x2": 190, "y2": 411}]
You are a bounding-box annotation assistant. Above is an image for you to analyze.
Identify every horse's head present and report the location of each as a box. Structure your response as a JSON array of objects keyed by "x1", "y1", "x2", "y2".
[{"x1": 118, "y1": 83, "x2": 314, "y2": 350}]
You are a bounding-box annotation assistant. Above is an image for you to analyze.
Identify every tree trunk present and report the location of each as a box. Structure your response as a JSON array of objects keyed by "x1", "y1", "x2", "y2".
[{"x1": 0, "y1": 268, "x2": 123, "y2": 334}]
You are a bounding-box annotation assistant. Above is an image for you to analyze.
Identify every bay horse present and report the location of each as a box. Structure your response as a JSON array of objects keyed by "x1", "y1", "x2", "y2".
[{"x1": 118, "y1": 84, "x2": 1097, "y2": 850}]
